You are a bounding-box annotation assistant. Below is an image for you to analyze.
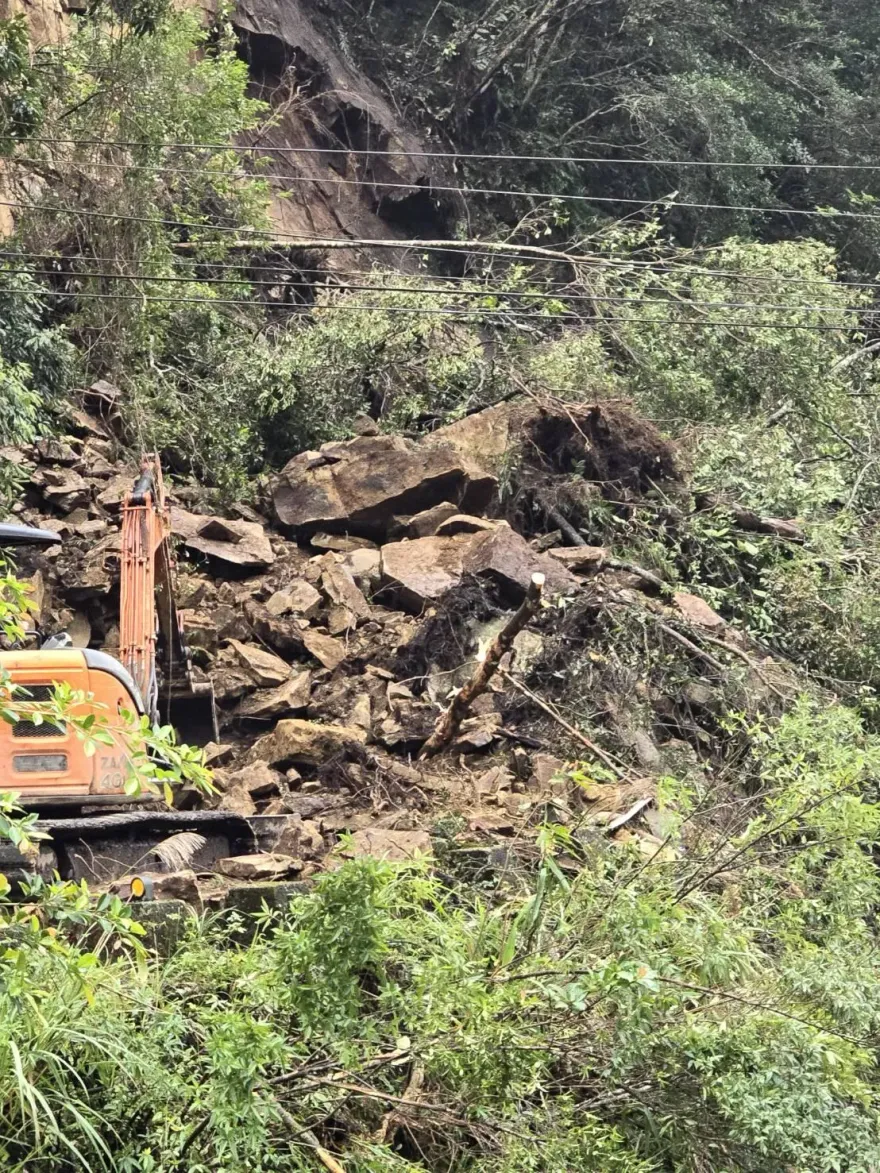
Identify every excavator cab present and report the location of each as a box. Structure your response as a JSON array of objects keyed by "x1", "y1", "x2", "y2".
[
  {"x1": 0, "y1": 522, "x2": 146, "y2": 803},
  {"x1": 0, "y1": 647, "x2": 147, "y2": 803}
]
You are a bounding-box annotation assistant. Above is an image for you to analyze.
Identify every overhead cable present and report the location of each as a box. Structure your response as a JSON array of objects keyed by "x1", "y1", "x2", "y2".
[
  {"x1": 4, "y1": 200, "x2": 879, "y2": 282},
  {"x1": 3, "y1": 247, "x2": 880, "y2": 294},
  {"x1": 18, "y1": 136, "x2": 880, "y2": 171},
  {"x1": 1, "y1": 264, "x2": 869, "y2": 316},
  {"x1": 0, "y1": 284, "x2": 863, "y2": 329},
  {"x1": 8, "y1": 155, "x2": 878, "y2": 220}
]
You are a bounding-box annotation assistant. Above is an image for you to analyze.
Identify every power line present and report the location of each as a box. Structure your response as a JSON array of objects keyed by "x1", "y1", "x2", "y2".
[
  {"x1": 20, "y1": 136, "x2": 880, "y2": 171},
  {"x1": 5, "y1": 199, "x2": 879, "y2": 284},
  {"x1": 3, "y1": 247, "x2": 880, "y2": 295},
  {"x1": 0, "y1": 284, "x2": 864, "y2": 329},
  {"x1": 2, "y1": 264, "x2": 869, "y2": 315},
  {"x1": 9, "y1": 154, "x2": 878, "y2": 220},
  {"x1": 2, "y1": 198, "x2": 569, "y2": 267}
]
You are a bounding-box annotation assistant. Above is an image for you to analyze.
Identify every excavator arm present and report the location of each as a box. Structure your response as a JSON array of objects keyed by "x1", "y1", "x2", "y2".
[{"x1": 120, "y1": 456, "x2": 217, "y2": 741}]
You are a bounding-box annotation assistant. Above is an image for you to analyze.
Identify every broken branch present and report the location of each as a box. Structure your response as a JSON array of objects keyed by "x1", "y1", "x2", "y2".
[
  {"x1": 420, "y1": 574, "x2": 545, "y2": 758},
  {"x1": 651, "y1": 618, "x2": 727, "y2": 673},
  {"x1": 604, "y1": 557, "x2": 667, "y2": 592},
  {"x1": 498, "y1": 670, "x2": 633, "y2": 780},
  {"x1": 372, "y1": 1059, "x2": 426, "y2": 1144},
  {"x1": 546, "y1": 505, "x2": 586, "y2": 548},
  {"x1": 692, "y1": 633, "x2": 790, "y2": 701},
  {"x1": 698, "y1": 495, "x2": 804, "y2": 543}
]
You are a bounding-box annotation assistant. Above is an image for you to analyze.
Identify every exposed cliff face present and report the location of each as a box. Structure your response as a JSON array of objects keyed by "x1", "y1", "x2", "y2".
[
  {"x1": 232, "y1": 0, "x2": 448, "y2": 253},
  {"x1": 4, "y1": 0, "x2": 446, "y2": 250},
  {"x1": 0, "y1": 0, "x2": 65, "y2": 46}
]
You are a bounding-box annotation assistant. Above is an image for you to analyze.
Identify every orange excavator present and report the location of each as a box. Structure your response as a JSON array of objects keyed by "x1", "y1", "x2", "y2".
[
  {"x1": 0, "y1": 458, "x2": 256, "y2": 883},
  {"x1": 0, "y1": 455, "x2": 215, "y2": 804}
]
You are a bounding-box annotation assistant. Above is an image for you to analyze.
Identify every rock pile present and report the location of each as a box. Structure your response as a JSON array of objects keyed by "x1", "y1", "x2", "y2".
[{"x1": 8, "y1": 389, "x2": 700, "y2": 893}]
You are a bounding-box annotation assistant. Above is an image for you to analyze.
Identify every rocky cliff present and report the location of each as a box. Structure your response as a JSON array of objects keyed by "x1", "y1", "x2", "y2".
[{"x1": 2, "y1": 0, "x2": 447, "y2": 250}]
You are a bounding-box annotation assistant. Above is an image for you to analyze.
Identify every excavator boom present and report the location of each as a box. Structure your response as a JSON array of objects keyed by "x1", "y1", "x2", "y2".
[
  {"x1": 120, "y1": 456, "x2": 217, "y2": 740},
  {"x1": 120, "y1": 460, "x2": 163, "y2": 717}
]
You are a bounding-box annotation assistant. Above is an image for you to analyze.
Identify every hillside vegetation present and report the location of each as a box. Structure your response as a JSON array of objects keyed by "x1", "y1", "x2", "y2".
[{"x1": 1, "y1": 0, "x2": 880, "y2": 1169}]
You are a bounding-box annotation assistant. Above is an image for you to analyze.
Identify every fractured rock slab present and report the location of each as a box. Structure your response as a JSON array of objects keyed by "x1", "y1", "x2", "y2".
[
  {"x1": 234, "y1": 670, "x2": 312, "y2": 718},
  {"x1": 548, "y1": 545, "x2": 608, "y2": 573},
  {"x1": 216, "y1": 760, "x2": 285, "y2": 799},
  {"x1": 217, "y1": 853, "x2": 303, "y2": 880},
  {"x1": 227, "y1": 639, "x2": 291, "y2": 687},
  {"x1": 405, "y1": 501, "x2": 460, "y2": 538},
  {"x1": 171, "y1": 506, "x2": 275, "y2": 571},
  {"x1": 302, "y1": 629, "x2": 346, "y2": 670},
  {"x1": 336, "y1": 828, "x2": 432, "y2": 863},
  {"x1": 380, "y1": 527, "x2": 579, "y2": 611},
  {"x1": 266, "y1": 581, "x2": 322, "y2": 618},
  {"x1": 319, "y1": 558, "x2": 371, "y2": 620},
  {"x1": 272, "y1": 433, "x2": 495, "y2": 538},
  {"x1": 246, "y1": 718, "x2": 367, "y2": 767},
  {"x1": 41, "y1": 468, "x2": 91, "y2": 513}
]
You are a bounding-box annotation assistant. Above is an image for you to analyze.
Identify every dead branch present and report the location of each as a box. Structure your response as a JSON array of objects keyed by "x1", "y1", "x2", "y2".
[
  {"x1": 269, "y1": 1046, "x2": 411, "y2": 1088},
  {"x1": 694, "y1": 633, "x2": 790, "y2": 701},
  {"x1": 604, "y1": 557, "x2": 667, "y2": 591},
  {"x1": 545, "y1": 505, "x2": 586, "y2": 547},
  {"x1": 372, "y1": 1059, "x2": 426, "y2": 1145},
  {"x1": 296, "y1": 1126, "x2": 346, "y2": 1173},
  {"x1": 728, "y1": 506, "x2": 804, "y2": 543},
  {"x1": 699, "y1": 496, "x2": 804, "y2": 542},
  {"x1": 651, "y1": 618, "x2": 727, "y2": 673},
  {"x1": 498, "y1": 669, "x2": 633, "y2": 780},
  {"x1": 420, "y1": 573, "x2": 545, "y2": 758}
]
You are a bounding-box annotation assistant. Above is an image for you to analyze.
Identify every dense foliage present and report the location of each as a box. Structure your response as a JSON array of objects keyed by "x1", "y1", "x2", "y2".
[
  {"x1": 3, "y1": 695, "x2": 880, "y2": 1170},
  {"x1": 2, "y1": 3, "x2": 880, "y2": 1170},
  {"x1": 335, "y1": 0, "x2": 880, "y2": 265}
]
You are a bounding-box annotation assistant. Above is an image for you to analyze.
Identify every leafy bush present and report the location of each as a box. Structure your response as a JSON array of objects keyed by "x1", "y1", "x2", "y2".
[
  {"x1": 0, "y1": 269, "x2": 76, "y2": 507},
  {"x1": 1, "y1": 695, "x2": 879, "y2": 1170}
]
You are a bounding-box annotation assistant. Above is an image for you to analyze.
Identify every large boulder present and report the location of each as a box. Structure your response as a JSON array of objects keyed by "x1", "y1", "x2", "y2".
[
  {"x1": 227, "y1": 639, "x2": 291, "y2": 687},
  {"x1": 246, "y1": 718, "x2": 367, "y2": 767},
  {"x1": 425, "y1": 402, "x2": 520, "y2": 474},
  {"x1": 465, "y1": 527, "x2": 579, "y2": 598},
  {"x1": 380, "y1": 527, "x2": 579, "y2": 611},
  {"x1": 272, "y1": 434, "x2": 495, "y2": 538},
  {"x1": 171, "y1": 506, "x2": 275, "y2": 572},
  {"x1": 379, "y1": 533, "x2": 473, "y2": 610}
]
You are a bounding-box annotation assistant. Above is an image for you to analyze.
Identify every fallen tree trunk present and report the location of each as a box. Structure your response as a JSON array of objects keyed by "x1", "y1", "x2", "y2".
[
  {"x1": 420, "y1": 573, "x2": 545, "y2": 758},
  {"x1": 698, "y1": 495, "x2": 804, "y2": 543}
]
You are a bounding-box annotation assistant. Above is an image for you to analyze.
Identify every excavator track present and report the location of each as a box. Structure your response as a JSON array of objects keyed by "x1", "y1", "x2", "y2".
[
  {"x1": 36, "y1": 809, "x2": 255, "y2": 837},
  {"x1": 0, "y1": 810, "x2": 280, "y2": 887}
]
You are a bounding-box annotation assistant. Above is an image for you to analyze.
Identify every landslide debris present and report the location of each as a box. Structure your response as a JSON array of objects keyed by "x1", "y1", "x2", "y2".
[{"x1": 7, "y1": 393, "x2": 799, "y2": 898}]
